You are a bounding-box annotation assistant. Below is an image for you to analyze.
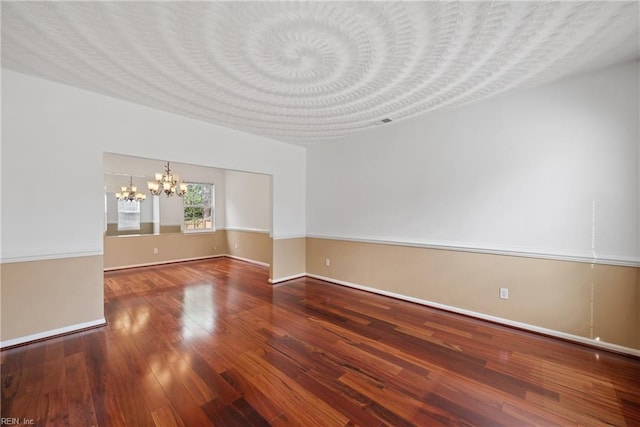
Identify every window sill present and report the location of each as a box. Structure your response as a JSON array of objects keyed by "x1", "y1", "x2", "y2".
[{"x1": 182, "y1": 229, "x2": 217, "y2": 235}]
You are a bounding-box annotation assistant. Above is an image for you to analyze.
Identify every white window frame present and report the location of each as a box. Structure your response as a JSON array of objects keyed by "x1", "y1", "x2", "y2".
[{"x1": 182, "y1": 182, "x2": 215, "y2": 233}]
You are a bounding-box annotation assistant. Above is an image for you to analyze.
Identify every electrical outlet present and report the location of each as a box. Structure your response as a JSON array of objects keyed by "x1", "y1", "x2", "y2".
[
  {"x1": 153, "y1": 248, "x2": 158, "y2": 254},
  {"x1": 325, "y1": 258, "x2": 331, "y2": 267},
  {"x1": 235, "y1": 243, "x2": 238, "y2": 249},
  {"x1": 499, "y1": 287, "x2": 509, "y2": 300}
]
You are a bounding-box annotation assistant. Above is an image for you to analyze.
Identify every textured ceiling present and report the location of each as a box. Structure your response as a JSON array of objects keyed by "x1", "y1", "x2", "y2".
[{"x1": 2, "y1": 1, "x2": 638, "y2": 145}]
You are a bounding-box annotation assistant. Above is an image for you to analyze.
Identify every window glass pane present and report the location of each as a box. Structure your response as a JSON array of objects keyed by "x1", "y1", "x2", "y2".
[
  {"x1": 117, "y1": 200, "x2": 141, "y2": 230},
  {"x1": 182, "y1": 183, "x2": 214, "y2": 232}
]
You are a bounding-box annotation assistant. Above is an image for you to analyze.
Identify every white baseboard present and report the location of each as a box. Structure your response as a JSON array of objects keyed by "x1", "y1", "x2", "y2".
[
  {"x1": 1, "y1": 318, "x2": 107, "y2": 349},
  {"x1": 103, "y1": 254, "x2": 270, "y2": 271},
  {"x1": 269, "y1": 273, "x2": 306, "y2": 284},
  {"x1": 103, "y1": 254, "x2": 226, "y2": 271},
  {"x1": 305, "y1": 273, "x2": 640, "y2": 358},
  {"x1": 225, "y1": 255, "x2": 270, "y2": 268}
]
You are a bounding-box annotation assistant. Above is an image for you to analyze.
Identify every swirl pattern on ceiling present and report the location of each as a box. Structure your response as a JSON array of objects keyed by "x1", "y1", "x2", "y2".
[{"x1": 2, "y1": 1, "x2": 638, "y2": 144}]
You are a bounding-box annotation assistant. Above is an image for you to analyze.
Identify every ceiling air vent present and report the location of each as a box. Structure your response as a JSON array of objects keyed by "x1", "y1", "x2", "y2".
[{"x1": 374, "y1": 118, "x2": 393, "y2": 126}]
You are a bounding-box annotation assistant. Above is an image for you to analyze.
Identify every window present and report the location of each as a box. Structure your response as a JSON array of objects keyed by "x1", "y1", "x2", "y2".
[
  {"x1": 183, "y1": 183, "x2": 214, "y2": 232},
  {"x1": 117, "y1": 199, "x2": 141, "y2": 231}
]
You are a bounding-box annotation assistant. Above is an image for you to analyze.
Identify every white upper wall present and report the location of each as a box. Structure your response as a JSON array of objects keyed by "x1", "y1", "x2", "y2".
[
  {"x1": 307, "y1": 60, "x2": 640, "y2": 265},
  {"x1": 3, "y1": 60, "x2": 638, "y2": 264},
  {"x1": 224, "y1": 170, "x2": 271, "y2": 233},
  {"x1": 1, "y1": 70, "x2": 306, "y2": 262}
]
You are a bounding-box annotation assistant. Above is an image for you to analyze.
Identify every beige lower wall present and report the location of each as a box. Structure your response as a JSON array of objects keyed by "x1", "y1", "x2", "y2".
[
  {"x1": 1, "y1": 255, "x2": 105, "y2": 343},
  {"x1": 591, "y1": 264, "x2": 639, "y2": 349},
  {"x1": 105, "y1": 229, "x2": 274, "y2": 279},
  {"x1": 3, "y1": 237, "x2": 634, "y2": 349},
  {"x1": 306, "y1": 237, "x2": 640, "y2": 350},
  {"x1": 104, "y1": 231, "x2": 228, "y2": 269},
  {"x1": 272, "y1": 237, "x2": 306, "y2": 281},
  {"x1": 160, "y1": 225, "x2": 182, "y2": 234},
  {"x1": 225, "y1": 230, "x2": 272, "y2": 266}
]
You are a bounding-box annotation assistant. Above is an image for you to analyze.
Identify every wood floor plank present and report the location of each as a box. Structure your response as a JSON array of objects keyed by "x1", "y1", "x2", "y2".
[
  {"x1": 40, "y1": 358, "x2": 66, "y2": 395},
  {"x1": 64, "y1": 352, "x2": 99, "y2": 427},
  {"x1": 1, "y1": 258, "x2": 639, "y2": 426},
  {"x1": 219, "y1": 368, "x2": 283, "y2": 422},
  {"x1": 10, "y1": 393, "x2": 43, "y2": 426},
  {"x1": 201, "y1": 397, "x2": 252, "y2": 427},
  {"x1": 171, "y1": 400, "x2": 213, "y2": 427},
  {"x1": 229, "y1": 397, "x2": 271, "y2": 427},
  {"x1": 339, "y1": 370, "x2": 422, "y2": 423},
  {"x1": 183, "y1": 352, "x2": 242, "y2": 405},
  {"x1": 294, "y1": 369, "x2": 385, "y2": 426},
  {"x1": 169, "y1": 358, "x2": 217, "y2": 406},
  {"x1": 81, "y1": 332, "x2": 128, "y2": 427},
  {"x1": 150, "y1": 405, "x2": 184, "y2": 427},
  {"x1": 237, "y1": 349, "x2": 351, "y2": 426},
  {"x1": 39, "y1": 388, "x2": 69, "y2": 426}
]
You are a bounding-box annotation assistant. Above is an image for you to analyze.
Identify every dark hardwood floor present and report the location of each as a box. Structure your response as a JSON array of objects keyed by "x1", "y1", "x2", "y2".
[{"x1": 2, "y1": 258, "x2": 639, "y2": 426}]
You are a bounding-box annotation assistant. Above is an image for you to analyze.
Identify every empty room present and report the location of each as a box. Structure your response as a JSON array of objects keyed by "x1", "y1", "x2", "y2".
[{"x1": 1, "y1": 1, "x2": 639, "y2": 426}]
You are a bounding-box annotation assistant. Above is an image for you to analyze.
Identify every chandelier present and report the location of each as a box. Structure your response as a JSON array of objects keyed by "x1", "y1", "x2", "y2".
[
  {"x1": 116, "y1": 176, "x2": 146, "y2": 201},
  {"x1": 148, "y1": 162, "x2": 187, "y2": 197}
]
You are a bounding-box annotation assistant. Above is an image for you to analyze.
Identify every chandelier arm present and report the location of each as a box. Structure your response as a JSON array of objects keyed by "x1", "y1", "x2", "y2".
[
  {"x1": 116, "y1": 175, "x2": 146, "y2": 201},
  {"x1": 148, "y1": 161, "x2": 186, "y2": 197}
]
